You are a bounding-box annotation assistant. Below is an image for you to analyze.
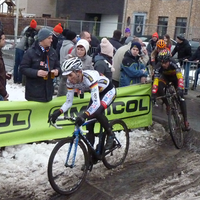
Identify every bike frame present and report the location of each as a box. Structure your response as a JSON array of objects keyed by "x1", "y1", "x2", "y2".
[{"x1": 64, "y1": 118, "x2": 105, "y2": 168}]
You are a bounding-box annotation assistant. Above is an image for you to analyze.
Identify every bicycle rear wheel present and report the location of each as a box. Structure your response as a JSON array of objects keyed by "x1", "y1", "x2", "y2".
[
  {"x1": 102, "y1": 119, "x2": 129, "y2": 169},
  {"x1": 48, "y1": 138, "x2": 89, "y2": 195},
  {"x1": 168, "y1": 97, "x2": 184, "y2": 149}
]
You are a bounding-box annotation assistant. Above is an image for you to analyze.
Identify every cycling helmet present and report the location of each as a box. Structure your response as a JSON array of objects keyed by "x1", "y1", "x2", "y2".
[
  {"x1": 62, "y1": 57, "x2": 83, "y2": 75},
  {"x1": 157, "y1": 49, "x2": 171, "y2": 62},
  {"x1": 156, "y1": 39, "x2": 166, "y2": 49}
]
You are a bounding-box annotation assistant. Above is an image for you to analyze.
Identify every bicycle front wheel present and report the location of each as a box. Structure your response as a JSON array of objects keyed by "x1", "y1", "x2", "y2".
[
  {"x1": 48, "y1": 138, "x2": 89, "y2": 195},
  {"x1": 168, "y1": 97, "x2": 184, "y2": 149},
  {"x1": 102, "y1": 119, "x2": 129, "y2": 169}
]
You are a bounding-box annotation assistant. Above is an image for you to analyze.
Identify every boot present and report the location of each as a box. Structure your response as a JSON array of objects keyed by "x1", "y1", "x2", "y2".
[
  {"x1": 191, "y1": 84, "x2": 196, "y2": 90},
  {"x1": 184, "y1": 89, "x2": 188, "y2": 95},
  {"x1": 104, "y1": 133, "x2": 115, "y2": 150}
]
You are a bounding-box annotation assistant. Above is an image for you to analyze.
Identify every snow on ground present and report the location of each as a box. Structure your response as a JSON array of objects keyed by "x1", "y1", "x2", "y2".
[{"x1": 6, "y1": 79, "x2": 26, "y2": 101}]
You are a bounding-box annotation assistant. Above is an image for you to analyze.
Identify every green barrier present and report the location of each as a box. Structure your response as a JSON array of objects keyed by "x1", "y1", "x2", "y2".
[{"x1": 0, "y1": 83, "x2": 152, "y2": 147}]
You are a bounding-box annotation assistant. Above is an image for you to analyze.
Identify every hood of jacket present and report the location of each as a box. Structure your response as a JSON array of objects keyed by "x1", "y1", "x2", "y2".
[{"x1": 62, "y1": 40, "x2": 74, "y2": 47}]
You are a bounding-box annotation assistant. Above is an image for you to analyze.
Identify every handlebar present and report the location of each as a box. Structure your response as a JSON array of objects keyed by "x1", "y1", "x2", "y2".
[{"x1": 49, "y1": 116, "x2": 89, "y2": 133}]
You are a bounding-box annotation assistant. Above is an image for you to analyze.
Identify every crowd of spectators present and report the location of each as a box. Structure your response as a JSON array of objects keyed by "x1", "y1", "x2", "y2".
[{"x1": 1, "y1": 21, "x2": 200, "y2": 103}]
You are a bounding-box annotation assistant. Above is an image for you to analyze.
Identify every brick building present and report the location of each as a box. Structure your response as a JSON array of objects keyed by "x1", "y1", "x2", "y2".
[{"x1": 124, "y1": 0, "x2": 200, "y2": 40}]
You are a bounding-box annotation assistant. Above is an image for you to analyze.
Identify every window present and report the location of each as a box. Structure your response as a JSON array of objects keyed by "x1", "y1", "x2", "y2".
[
  {"x1": 157, "y1": 17, "x2": 168, "y2": 36},
  {"x1": 174, "y1": 17, "x2": 187, "y2": 38},
  {"x1": 133, "y1": 13, "x2": 147, "y2": 36}
]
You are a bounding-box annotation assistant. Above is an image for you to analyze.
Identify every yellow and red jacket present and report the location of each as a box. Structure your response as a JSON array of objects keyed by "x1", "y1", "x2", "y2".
[{"x1": 152, "y1": 60, "x2": 184, "y2": 94}]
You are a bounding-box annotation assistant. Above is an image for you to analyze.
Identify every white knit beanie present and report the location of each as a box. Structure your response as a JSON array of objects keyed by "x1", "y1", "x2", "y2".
[
  {"x1": 100, "y1": 38, "x2": 114, "y2": 58},
  {"x1": 76, "y1": 39, "x2": 89, "y2": 53}
]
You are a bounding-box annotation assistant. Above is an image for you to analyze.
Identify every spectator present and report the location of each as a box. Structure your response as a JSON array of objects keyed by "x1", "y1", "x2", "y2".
[
  {"x1": 79, "y1": 31, "x2": 91, "y2": 44},
  {"x1": 0, "y1": 31, "x2": 11, "y2": 101},
  {"x1": 112, "y1": 37, "x2": 149, "y2": 87},
  {"x1": 24, "y1": 19, "x2": 38, "y2": 51},
  {"x1": 119, "y1": 42, "x2": 148, "y2": 87},
  {"x1": 93, "y1": 29, "x2": 122, "y2": 61},
  {"x1": 20, "y1": 28, "x2": 61, "y2": 102},
  {"x1": 60, "y1": 30, "x2": 77, "y2": 65},
  {"x1": 90, "y1": 34, "x2": 100, "y2": 48},
  {"x1": 57, "y1": 30, "x2": 77, "y2": 97},
  {"x1": 120, "y1": 27, "x2": 131, "y2": 45},
  {"x1": 109, "y1": 29, "x2": 122, "y2": 51},
  {"x1": 184, "y1": 44, "x2": 200, "y2": 91},
  {"x1": 171, "y1": 34, "x2": 192, "y2": 95},
  {"x1": 56, "y1": 28, "x2": 69, "y2": 61},
  {"x1": 66, "y1": 39, "x2": 93, "y2": 70},
  {"x1": 146, "y1": 32, "x2": 159, "y2": 63},
  {"x1": 52, "y1": 23, "x2": 63, "y2": 50},
  {"x1": 65, "y1": 39, "x2": 93, "y2": 96},
  {"x1": 93, "y1": 38, "x2": 114, "y2": 81},
  {"x1": 163, "y1": 34, "x2": 172, "y2": 51},
  {"x1": 13, "y1": 35, "x2": 26, "y2": 84}
]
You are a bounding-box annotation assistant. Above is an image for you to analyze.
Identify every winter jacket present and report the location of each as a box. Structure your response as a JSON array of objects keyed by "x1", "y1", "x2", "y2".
[
  {"x1": 93, "y1": 54, "x2": 113, "y2": 81},
  {"x1": 109, "y1": 37, "x2": 122, "y2": 52},
  {"x1": 20, "y1": 41, "x2": 61, "y2": 102},
  {"x1": 188, "y1": 46, "x2": 200, "y2": 68},
  {"x1": 0, "y1": 51, "x2": 7, "y2": 97},
  {"x1": 119, "y1": 50, "x2": 148, "y2": 87},
  {"x1": 171, "y1": 39, "x2": 191, "y2": 65},
  {"x1": 60, "y1": 40, "x2": 75, "y2": 65},
  {"x1": 51, "y1": 34, "x2": 58, "y2": 50},
  {"x1": 24, "y1": 27, "x2": 38, "y2": 51},
  {"x1": 146, "y1": 39, "x2": 157, "y2": 57}
]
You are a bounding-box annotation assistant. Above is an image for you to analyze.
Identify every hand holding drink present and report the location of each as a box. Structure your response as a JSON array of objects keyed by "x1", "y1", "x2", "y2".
[{"x1": 50, "y1": 69, "x2": 58, "y2": 79}]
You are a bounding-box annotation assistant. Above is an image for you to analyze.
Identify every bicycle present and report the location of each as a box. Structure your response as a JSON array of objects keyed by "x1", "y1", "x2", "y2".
[
  {"x1": 154, "y1": 82, "x2": 185, "y2": 149},
  {"x1": 47, "y1": 117, "x2": 129, "y2": 195}
]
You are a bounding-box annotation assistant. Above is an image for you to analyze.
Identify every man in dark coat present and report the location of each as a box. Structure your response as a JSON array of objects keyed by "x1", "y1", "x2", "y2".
[
  {"x1": 185, "y1": 45, "x2": 200, "y2": 91},
  {"x1": 20, "y1": 28, "x2": 61, "y2": 102},
  {"x1": 171, "y1": 34, "x2": 192, "y2": 95},
  {"x1": 0, "y1": 31, "x2": 11, "y2": 101},
  {"x1": 109, "y1": 29, "x2": 122, "y2": 52}
]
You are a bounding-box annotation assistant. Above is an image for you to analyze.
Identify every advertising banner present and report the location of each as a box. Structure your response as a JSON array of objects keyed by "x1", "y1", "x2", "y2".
[{"x1": 0, "y1": 83, "x2": 152, "y2": 147}]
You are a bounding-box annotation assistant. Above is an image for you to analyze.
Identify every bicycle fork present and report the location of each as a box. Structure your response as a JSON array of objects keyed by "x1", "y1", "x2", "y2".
[{"x1": 65, "y1": 135, "x2": 79, "y2": 168}]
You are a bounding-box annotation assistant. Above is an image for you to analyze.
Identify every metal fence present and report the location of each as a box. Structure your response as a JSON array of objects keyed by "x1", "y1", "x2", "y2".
[{"x1": 1, "y1": 17, "x2": 200, "y2": 41}]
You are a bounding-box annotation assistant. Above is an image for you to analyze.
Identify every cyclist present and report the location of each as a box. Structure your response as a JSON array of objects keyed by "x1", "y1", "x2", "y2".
[
  {"x1": 48, "y1": 57, "x2": 116, "y2": 150},
  {"x1": 152, "y1": 49, "x2": 190, "y2": 131},
  {"x1": 151, "y1": 39, "x2": 170, "y2": 69}
]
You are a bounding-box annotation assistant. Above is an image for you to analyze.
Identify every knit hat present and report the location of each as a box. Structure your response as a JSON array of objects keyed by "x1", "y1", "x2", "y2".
[
  {"x1": 76, "y1": 39, "x2": 89, "y2": 53},
  {"x1": 152, "y1": 32, "x2": 159, "y2": 39},
  {"x1": 53, "y1": 23, "x2": 63, "y2": 34},
  {"x1": 38, "y1": 28, "x2": 53, "y2": 42},
  {"x1": 125, "y1": 28, "x2": 131, "y2": 33},
  {"x1": 65, "y1": 30, "x2": 77, "y2": 41},
  {"x1": 30, "y1": 19, "x2": 37, "y2": 29},
  {"x1": 100, "y1": 38, "x2": 114, "y2": 58},
  {"x1": 177, "y1": 34, "x2": 185, "y2": 41},
  {"x1": 130, "y1": 42, "x2": 141, "y2": 54}
]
